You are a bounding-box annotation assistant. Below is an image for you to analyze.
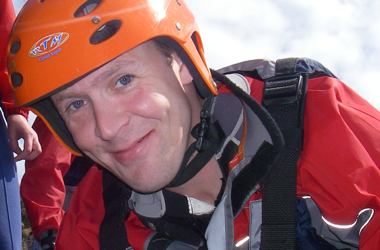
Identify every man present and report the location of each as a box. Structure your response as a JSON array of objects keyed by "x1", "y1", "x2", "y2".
[{"x1": 7, "y1": 0, "x2": 380, "y2": 249}]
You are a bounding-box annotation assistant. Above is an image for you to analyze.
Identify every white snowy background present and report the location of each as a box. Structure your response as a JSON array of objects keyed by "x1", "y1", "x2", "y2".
[{"x1": 12, "y1": 0, "x2": 380, "y2": 181}]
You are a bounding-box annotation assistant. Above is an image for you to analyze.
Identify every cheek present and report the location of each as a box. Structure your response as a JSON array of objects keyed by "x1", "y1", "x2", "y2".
[
  {"x1": 128, "y1": 91, "x2": 172, "y2": 120},
  {"x1": 149, "y1": 93, "x2": 171, "y2": 113},
  {"x1": 149, "y1": 92, "x2": 190, "y2": 132},
  {"x1": 65, "y1": 114, "x2": 95, "y2": 150}
]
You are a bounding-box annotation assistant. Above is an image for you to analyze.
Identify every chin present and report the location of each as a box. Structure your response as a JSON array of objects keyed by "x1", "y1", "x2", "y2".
[{"x1": 128, "y1": 179, "x2": 169, "y2": 194}]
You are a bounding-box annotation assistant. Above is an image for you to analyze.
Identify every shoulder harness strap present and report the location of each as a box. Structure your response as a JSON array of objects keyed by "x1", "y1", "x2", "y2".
[
  {"x1": 261, "y1": 57, "x2": 308, "y2": 250},
  {"x1": 99, "y1": 169, "x2": 132, "y2": 250}
]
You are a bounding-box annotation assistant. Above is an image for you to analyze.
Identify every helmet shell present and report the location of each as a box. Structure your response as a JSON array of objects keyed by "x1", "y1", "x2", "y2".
[{"x1": 7, "y1": 0, "x2": 216, "y2": 154}]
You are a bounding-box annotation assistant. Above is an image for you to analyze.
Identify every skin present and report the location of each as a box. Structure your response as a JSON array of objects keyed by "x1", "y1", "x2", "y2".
[
  {"x1": 52, "y1": 41, "x2": 222, "y2": 202},
  {"x1": 7, "y1": 114, "x2": 41, "y2": 161}
]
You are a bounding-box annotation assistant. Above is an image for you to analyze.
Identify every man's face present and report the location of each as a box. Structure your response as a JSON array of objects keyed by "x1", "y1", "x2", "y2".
[{"x1": 52, "y1": 41, "x2": 199, "y2": 193}]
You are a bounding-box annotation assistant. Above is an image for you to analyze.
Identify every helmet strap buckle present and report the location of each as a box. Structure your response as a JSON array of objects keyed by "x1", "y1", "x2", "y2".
[{"x1": 194, "y1": 94, "x2": 215, "y2": 152}]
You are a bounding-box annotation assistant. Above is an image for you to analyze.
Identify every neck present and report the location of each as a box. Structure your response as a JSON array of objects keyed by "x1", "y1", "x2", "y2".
[
  {"x1": 168, "y1": 84, "x2": 222, "y2": 204},
  {"x1": 166, "y1": 157, "x2": 222, "y2": 204}
]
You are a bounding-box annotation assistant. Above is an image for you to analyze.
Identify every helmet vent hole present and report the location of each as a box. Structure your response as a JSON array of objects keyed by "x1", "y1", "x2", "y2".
[
  {"x1": 10, "y1": 41, "x2": 21, "y2": 54},
  {"x1": 11, "y1": 73, "x2": 23, "y2": 88},
  {"x1": 89, "y1": 20, "x2": 121, "y2": 45},
  {"x1": 74, "y1": 0, "x2": 102, "y2": 17}
]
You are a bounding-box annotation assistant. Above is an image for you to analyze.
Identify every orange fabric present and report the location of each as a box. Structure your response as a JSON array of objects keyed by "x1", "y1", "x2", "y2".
[
  {"x1": 0, "y1": 0, "x2": 28, "y2": 118},
  {"x1": 20, "y1": 117, "x2": 72, "y2": 238}
]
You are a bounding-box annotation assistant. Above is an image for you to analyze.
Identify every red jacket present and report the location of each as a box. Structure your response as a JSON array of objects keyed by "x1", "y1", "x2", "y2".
[
  {"x1": 21, "y1": 117, "x2": 73, "y2": 239},
  {"x1": 54, "y1": 59, "x2": 380, "y2": 249}
]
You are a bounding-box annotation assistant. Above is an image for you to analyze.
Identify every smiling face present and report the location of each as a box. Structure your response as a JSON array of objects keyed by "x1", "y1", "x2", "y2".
[{"x1": 51, "y1": 40, "x2": 201, "y2": 193}]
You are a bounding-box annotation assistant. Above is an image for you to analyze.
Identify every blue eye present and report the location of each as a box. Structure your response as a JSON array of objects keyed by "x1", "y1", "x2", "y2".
[
  {"x1": 69, "y1": 100, "x2": 85, "y2": 110},
  {"x1": 116, "y1": 75, "x2": 132, "y2": 87}
]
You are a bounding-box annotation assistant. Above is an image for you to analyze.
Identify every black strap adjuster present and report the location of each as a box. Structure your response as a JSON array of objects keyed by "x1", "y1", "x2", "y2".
[{"x1": 262, "y1": 74, "x2": 304, "y2": 106}]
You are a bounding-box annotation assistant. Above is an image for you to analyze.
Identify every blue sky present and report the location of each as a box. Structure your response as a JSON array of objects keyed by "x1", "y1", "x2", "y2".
[
  {"x1": 12, "y1": 0, "x2": 380, "y2": 181},
  {"x1": 186, "y1": 0, "x2": 380, "y2": 109}
]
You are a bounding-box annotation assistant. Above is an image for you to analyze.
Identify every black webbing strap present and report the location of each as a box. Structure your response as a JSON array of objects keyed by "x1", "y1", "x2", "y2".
[
  {"x1": 63, "y1": 156, "x2": 94, "y2": 186},
  {"x1": 261, "y1": 58, "x2": 307, "y2": 250},
  {"x1": 99, "y1": 169, "x2": 132, "y2": 250}
]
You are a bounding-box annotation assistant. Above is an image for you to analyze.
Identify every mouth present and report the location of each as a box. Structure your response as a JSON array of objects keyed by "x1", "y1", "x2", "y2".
[{"x1": 111, "y1": 131, "x2": 153, "y2": 163}]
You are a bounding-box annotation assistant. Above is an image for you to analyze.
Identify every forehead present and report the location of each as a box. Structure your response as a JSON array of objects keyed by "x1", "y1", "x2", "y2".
[{"x1": 51, "y1": 41, "x2": 160, "y2": 100}]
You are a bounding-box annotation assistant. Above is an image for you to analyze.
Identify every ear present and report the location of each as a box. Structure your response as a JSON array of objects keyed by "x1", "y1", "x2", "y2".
[{"x1": 173, "y1": 54, "x2": 193, "y2": 85}]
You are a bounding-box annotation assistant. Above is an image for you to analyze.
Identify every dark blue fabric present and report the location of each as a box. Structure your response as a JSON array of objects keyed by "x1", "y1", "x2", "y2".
[
  {"x1": 296, "y1": 198, "x2": 338, "y2": 250},
  {"x1": 63, "y1": 156, "x2": 94, "y2": 186},
  {"x1": 0, "y1": 114, "x2": 21, "y2": 250},
  {"x1": 296, "y1": 58, "x2": 337, "y2": 78}
]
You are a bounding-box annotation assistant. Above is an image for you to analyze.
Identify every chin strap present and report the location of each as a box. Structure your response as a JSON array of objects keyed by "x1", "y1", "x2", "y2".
[{"x1": 167, "y1": 93, "x2": 225, "y2": 188}]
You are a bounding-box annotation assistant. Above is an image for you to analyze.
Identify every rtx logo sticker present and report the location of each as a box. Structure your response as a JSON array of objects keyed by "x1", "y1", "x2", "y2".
[{"x1": 29, "y1": 32, "x2": 69, "y2": 57}]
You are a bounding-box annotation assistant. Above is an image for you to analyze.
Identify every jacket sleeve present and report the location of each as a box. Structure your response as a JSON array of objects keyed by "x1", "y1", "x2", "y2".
[
  {"x1": 0, "y1": 0, "x2": 28, "y2": 119},
  {"x1": 20, "y1": 116, "x2": 72, "y2": 239},
  {"x1": 296, "y1": 76, "x2": 380, "y2": 249},
  {"x1": 55, "y1": 167, "x2": 103, "y2": 250}
]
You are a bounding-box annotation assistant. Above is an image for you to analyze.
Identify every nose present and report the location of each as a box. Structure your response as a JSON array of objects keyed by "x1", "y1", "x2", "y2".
[{"x1": 93, "y1": 99, "x2": 129, "y2": 141}]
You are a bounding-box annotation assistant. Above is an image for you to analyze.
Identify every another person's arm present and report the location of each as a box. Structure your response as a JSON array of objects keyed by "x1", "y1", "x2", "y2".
[{"x1": 7, "y1": 113, "x2": 41, "y2": 161}]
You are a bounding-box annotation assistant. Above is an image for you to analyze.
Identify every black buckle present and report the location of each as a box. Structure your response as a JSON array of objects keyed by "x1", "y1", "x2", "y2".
[{"x1": 262, "y1": 74, "x2": 304, "y2": 106}]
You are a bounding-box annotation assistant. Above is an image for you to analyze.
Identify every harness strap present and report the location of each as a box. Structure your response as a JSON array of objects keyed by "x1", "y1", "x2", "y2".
[
  {"x1": 63, "y1": 155, "x2": 94, "y2": 186},
  {"x1": 99, "y1": 169, "x2": 132, "y2": 250},
  {"x1": 261, "y1": 58, "x2": 307, "y2": 250}
]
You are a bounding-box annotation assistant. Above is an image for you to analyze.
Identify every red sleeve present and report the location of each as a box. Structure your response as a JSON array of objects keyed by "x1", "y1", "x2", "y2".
[
  {"x1": 0, "y1": 0, "x2": 29, "y2": 119},
  {"x1": 296, "y1": 76, "x2": 380, "y2": 249},
  {"x1": 55, "y1": 167, "x2": 104, "y2": 250},
  {"x1": 20, "y1": 116, "x2": 72, "y2": 239}
]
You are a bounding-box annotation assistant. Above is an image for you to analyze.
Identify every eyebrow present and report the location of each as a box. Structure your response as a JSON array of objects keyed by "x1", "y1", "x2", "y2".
[
  {"x1": 51, "y1": 90, "x2": 80, "y2": 104},
  {"x1": 91, "y1": 58, "x2": 138, "y2": 87},
  {"x1": 92, "y1": 68, "x2": 116, "y2": 87},
  {"x1": 52, "y1": 58, "x2": 138, "y2": 103}
]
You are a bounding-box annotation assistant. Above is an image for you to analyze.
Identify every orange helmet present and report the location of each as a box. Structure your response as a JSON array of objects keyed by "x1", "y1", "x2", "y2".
[{"x1": 7, "y1": 0, "x2": 217, "y2": 155}]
